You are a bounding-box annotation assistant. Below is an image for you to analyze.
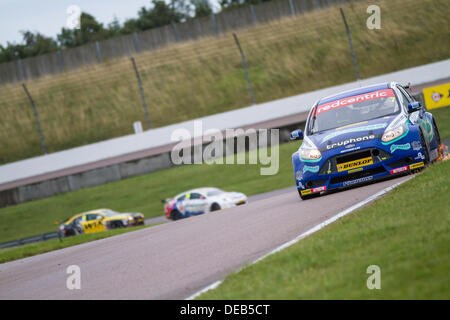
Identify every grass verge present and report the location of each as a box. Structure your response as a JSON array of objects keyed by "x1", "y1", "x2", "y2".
[
  {"x1": 198, "y1": 160, "x2": 450, "y2": 299},
  {"x1": 0, "y1": 224, "x2": 159, "y2": 264}
]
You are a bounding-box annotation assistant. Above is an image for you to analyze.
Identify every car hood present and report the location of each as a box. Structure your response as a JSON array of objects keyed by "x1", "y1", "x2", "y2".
[{"x1": 306, "y1": 115, "x2": 398, "y2": 153}]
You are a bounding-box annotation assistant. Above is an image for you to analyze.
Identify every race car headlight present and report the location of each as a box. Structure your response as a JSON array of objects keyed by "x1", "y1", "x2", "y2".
[
  {"x1": 382, "y1": 125, "x2": 405, "y2": 143},
  {"x1": 299, "y1": 148, "x2": 322, "y2": 161}
]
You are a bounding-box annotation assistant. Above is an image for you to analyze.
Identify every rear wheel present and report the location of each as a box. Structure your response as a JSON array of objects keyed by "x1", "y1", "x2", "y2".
[
  {"x1": 210, "y1": 203, "x2": 221, "y2": 212},
  {"x1": 171, "y1": 210, "x2": 181, "y2": 221}
]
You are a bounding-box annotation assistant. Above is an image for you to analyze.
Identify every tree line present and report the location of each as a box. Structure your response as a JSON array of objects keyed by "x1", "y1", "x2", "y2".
[{"x1": 0, "y1": 0, "x2": 272, "y2": 64}]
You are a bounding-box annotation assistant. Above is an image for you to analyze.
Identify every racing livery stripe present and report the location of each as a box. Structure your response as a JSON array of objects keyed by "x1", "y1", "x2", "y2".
[{"x1": 300, "y1": 186, "x2": 326, "y2": 195}]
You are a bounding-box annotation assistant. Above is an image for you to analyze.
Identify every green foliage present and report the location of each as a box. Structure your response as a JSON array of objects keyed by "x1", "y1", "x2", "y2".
[{"x1": 0, "y1": 31, "x2": 58, "y2": 63}]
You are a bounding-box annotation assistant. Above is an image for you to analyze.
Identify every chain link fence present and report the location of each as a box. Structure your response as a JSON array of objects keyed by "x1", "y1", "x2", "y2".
[{"x1": 0, "y1": 0, "x2": 446, "y2": 165}]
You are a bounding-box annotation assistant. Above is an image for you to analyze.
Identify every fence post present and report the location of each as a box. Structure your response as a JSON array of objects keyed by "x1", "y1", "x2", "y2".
[
  {"x1": 250, "y1": 5, "x2": 257, "y2": 25},
  {"x1": 340, "y1": 8, "x2": 360, "y2": 81},
  {"x1": 95, "y1": 41, "x2": 102, "y2": 63},
  {"x1": 211, "y1": 14, "x2": 219, "y2": 35},
  {"x1": 17, "y1": 59, "x2": 25, "y2": 82},
  {"x1": 130, "y1": 56, "x2": 151, "y2": 129},
  {"x1": 172, "y1": 21, "x2": 180, "y2": 42},
  {"x1": 57, "y1": 50, "x2": 64, "y2": 71},
  {"x1": 288, "y1": 0, "x2": 296, "y2": 16},
  {"x1": 232, "y1": 33, "x2": 256, "y2": 105},
  {"x1": 22, "y1": 83, "x2": 47, "y2": 154},
  {"x1": 134, "y1": 33, "x2": 142, "y2": 53}
]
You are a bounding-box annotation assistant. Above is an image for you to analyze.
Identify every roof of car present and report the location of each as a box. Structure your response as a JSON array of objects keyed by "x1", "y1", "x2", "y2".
[
  {"x1": 189, "y1": 187, "x2": 222, "y2": 194},
  {"x1": 175, "y1": 187, "x2": 222, "y2": 198},
  {"x1": 318, "y1": 82, "x2": 391, "y2": 105}
]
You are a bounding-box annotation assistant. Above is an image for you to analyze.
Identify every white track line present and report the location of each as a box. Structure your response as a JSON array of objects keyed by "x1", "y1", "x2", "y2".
[{"x1": 185, "y1": 176, "x2": 413, "y2": 300}]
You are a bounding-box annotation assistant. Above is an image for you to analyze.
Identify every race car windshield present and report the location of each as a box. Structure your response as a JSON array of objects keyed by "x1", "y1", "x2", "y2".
[{"x1": 310, "y1": 89, "x2": 400, "y2": 133}]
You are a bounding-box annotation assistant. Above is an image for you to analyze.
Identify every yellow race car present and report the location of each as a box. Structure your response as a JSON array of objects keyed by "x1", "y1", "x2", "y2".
[{"x1": 57, "y1": 208, "x2": 144, "y2": 237}]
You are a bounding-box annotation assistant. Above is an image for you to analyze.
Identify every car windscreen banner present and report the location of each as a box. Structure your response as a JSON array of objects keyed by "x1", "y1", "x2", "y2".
[{"x1": 316, "y1": 89, "x2": 396, "y2": 115}]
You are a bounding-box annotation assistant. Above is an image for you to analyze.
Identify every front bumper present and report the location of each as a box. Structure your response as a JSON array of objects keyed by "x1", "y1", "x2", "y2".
[{"x1": 294, "y1": 138, "x2": 426, "y2": 196}]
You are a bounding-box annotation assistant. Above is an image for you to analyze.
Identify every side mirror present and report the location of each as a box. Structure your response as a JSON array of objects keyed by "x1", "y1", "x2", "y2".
[
  {"x1": 408, "y1": 101, "x2": 421, "y2": 113},
  {"x1": 290, "y1": 129, "x2": 303, "y2": 140}
]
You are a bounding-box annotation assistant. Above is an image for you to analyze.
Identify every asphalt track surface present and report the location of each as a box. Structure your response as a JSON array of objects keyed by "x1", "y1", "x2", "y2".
[{"x1": 0, "y1": 175, "x2": 410, "y2": 299}]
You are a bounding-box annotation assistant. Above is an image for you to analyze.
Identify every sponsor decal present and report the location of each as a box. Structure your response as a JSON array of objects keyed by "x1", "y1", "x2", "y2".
[
  {"x1": 298, "y1": 181, "x2": 305, "y2": 189},
  {"x1": 326, "y1": 135, "x2": 376, "y2": 150},
  {"x1": 337, "y1": 157, "x2": 373, "y2": 172},
  {"x1": 390, "y1": 143, "x2": 411, "y2": 153},
  {"x1": 411, "y1": 140, "x2": 422, "y2": 151},
  {"x1": 410, "y1": 162, "x2": 424, "y2": 170},
  {"x1": 423, "y1": 83, "x2": 450, "y2": 110},
  {"x1": 321, "y1": 123, "x2": 387, "y2": 142},
  {"x1": 295, "y1": 171, "x2": 303, "y2": 180},
  {"x1": 340, "y1": 146, "x2": 361, "y2": 154},
  {"x1": 303, "y1": 165, "x2": 320, "y2": 173},
  {"x1": 301, "y1": 189, "x2": 312, "y2": 195},
  {"x1": 348, "y1": 167, "x2": 363, "y2": 174},
  {"x1": 312, "y1": 186, "x2": 326, "y2": 193},
  {"x1": 414, "y1": 152, "x2": 425, "y2": 160},
  {"x1": 300, "y1": 186, "x2": 326, "y2": 195},
  {"x1": 342, "y1": 176, "x2": 373, "y2": 186},
  {"x1": 316, "y1": 89, "x2": 396, "y2": 115},
  {"x1": 390, "y1": 165, "x2": 409, "y2": 174}
]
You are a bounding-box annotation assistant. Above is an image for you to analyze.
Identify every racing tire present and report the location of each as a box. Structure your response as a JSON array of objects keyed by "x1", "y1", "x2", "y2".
[
  {"x1": 298, "y1": 190, "x2": 320, "y2": 200},
  {"x1": 210, "y1": 203, "x2": 221, "y2": 212},
  {"x1": 432, "y1": 118, "x2": 442, "y2": 161},
  {"x1": 432, "y1": 118, "x2": 441, "y2": 146},
  {"x1": 171, "y1": 210, "x2": 182, "y2": 221},
  {"x1": 419, "y1": 129, "x2": 430, "y2": 166}
]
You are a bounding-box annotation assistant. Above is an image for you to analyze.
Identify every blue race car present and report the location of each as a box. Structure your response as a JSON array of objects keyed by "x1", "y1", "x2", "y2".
[{"x1": 291, "y1": 82, "x2": 442, "y2": 200}]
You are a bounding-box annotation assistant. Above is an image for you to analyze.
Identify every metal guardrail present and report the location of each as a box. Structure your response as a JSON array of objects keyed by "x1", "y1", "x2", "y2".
[{"x1": 0, "y1": 232, "x2": 59, "y2": 249}]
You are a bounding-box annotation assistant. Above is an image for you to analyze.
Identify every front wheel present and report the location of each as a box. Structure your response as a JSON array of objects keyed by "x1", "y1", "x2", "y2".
[
  {"x1": 210, "y1": 203, "x2": 221, "y2": 212},
  {"x1": 432, "y1": 118, "x2": 443, "y2": 161}
]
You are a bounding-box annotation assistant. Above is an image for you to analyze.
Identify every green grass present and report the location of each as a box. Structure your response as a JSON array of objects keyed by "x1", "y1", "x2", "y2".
[
  {"x1": 0, "y1": 224, "x2": 158, "y2": 264},
  {"x1": 0, "y1": 141, "x2": 300, "y2": 244},
  {"x1": 199, "y1": 160, "x2": 450, "y2": 299},
  {"x1": 0, "y1": 0, "x2": 448, "y2": 164}
]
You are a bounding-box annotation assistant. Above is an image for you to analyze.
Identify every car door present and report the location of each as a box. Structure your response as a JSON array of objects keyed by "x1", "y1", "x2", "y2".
[
  {"x1": 81, "y1": 214, "x2": 106, "y2": 234},
  {"x1": 183, "y1": 193, "x2": 208, "y2": 215}
]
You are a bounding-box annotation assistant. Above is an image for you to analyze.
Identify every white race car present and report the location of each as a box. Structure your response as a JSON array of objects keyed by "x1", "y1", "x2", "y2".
[{"x1": 163, "y1": 187, "x2": 247, "y2": 220}]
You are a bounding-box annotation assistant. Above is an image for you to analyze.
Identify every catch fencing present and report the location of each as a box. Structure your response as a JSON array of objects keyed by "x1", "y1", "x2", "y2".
[{"x1": 0, "y1": 0, "x2": 356, "y2": 84}]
